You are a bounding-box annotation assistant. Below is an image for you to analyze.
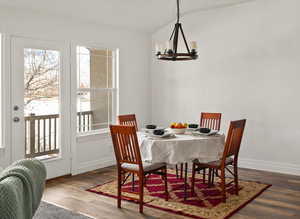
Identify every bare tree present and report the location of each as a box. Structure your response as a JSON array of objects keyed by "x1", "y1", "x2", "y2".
[{"x1": 24, "y1": 49, "x2": 59, "y2": 106}]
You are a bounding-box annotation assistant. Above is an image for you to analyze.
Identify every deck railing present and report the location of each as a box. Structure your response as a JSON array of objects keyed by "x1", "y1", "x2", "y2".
[{"x1": 25, "y1": 111, "x2": 93, "y2": 158}]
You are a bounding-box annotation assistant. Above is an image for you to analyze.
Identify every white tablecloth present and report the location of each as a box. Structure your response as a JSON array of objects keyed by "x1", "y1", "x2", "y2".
[{"x1": 138, "y1": 132, "x2": 225, "y2": 165}]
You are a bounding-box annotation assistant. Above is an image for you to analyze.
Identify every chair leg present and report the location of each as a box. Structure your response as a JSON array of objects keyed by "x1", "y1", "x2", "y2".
[
  {"x1": 117, "y1": 170, "x2": 122, "y2": 208},
  {"x1": 220, "y1": 168, "x2": 226, "y2": 202},
  {"x1": 203, "y1": 168, "x2": 206, "y2": 183},
  {"x1": 184, "y1": 163, "x2": 188, "y2": 200},
  {"x1": 208, "y1": 168, "x2": 212, "y2": 187},
  {"x1": 144, "y1": 174, "x2": 147, "y2": 185},
  {"x1": 215, "y1": 169, "x2": 219, "y2": 177},
  {"x1": 175, "y1": 164, "x2": 179, "y2": 178},
  {"x1": 211, "y1": 169, "x2": 215, "y2": 186},
  {"x1": 191, "y1": 163, "x2": 196, "y2": 196},
  {"x1": 234, "y1": 163, "x2": 239, "y2": 195},
  {"x1": 180, "y1": 163, "x2": 183, "y2": 179},
  {"x1": 163, "y1": 167, "x2": 169, "y2": 201},
  {"x1": 132, "y1": 173, "x2": 135, "y2": 191},
  {"x1": 139, "y1": 173, "x2": 144, "y2": 213}
]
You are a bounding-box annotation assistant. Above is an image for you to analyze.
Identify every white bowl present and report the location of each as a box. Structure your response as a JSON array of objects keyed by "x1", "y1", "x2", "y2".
[{"x1": 170, "y1": 128, "x2": 186, "y2": 134}]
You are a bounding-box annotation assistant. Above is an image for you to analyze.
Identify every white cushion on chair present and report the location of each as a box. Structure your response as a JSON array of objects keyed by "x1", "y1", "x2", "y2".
[
  {"x1": 194, "y1": 157, "x2": 233, "y2": 166},
  {"x1": 121, "y1": 162, "x2": 166, "y2": 172}
]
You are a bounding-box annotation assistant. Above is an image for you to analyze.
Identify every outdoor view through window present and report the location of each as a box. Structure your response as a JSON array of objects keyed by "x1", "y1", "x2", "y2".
[
  {"x1": 77, "y1": 46, "x2": 116, "y2": 133},
  {"x1": 24, "y1": 48, "x2": 60, "y2": 159}
]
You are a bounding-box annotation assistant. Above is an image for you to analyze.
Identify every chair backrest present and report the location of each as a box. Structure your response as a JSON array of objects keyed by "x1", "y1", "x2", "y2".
[
  {"x1": 118, "y1": 114, "x2": 138, "y2": 131},
  {"x1": 221, "y1": 119, "x2": 246, "y2": 166},
  {"x1": 109, "y1": 125, "x2": 142, "y2": 169},
  {"x1": 200, "y1": 112, "x2": 222, "y2": 131}
]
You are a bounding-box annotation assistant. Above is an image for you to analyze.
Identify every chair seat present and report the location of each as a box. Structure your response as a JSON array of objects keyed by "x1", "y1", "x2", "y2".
[
  {"x1": 121, "y1": 162, "x2": 166, "y2": 172},
  {"x1": 194, "y1": 157, "x2": 233, "y2": 167}
]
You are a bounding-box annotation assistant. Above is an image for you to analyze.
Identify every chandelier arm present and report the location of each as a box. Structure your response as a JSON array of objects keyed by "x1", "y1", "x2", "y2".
[
  {"x1": 169, "y1": 25, "x2": 176, "y2": 41},
  {"x1": 179, "y1": 24, "x2": 191, "y2": 54},
  {"x1": 173, "y1": 24, "x2": 180, "y2": 54}
]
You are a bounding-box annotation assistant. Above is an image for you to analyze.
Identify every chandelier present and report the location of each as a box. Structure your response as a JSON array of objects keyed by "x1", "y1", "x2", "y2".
[{"x1": 155, "y1": 0, "x2": 198, "y2": 61}]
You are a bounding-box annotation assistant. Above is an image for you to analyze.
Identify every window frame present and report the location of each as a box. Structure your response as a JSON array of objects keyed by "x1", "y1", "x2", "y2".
[{"x1": 74, "y1": 44, "x2": 119, "y2": 136}]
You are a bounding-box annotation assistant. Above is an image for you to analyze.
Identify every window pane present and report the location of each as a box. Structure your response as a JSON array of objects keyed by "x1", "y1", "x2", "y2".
[
  {"x1": 77, "y1": 90, "x2": 112, "y2": 132},
  {"x1": 24, "y1": 49, "x2": 60, "y2": 115},
  {"x1": 76, "y1": 46, "x2": 116, "y2": 133},
  {"x1": 77, "y1": 47, "x2": 113, "y2": 89},
  {"x1": 23, "y1": 48, "x2": 61, "y2": 158}
]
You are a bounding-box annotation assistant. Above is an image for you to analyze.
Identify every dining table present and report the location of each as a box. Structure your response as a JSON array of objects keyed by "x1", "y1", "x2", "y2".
[{"x1": 138, "y1": 129, "x2": 225, "y2": 200}]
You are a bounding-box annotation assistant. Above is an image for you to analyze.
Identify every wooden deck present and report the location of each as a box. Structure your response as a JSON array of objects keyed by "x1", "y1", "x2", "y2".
[{"x1": 44, "y1": 166, "x2": 300, "y2": 219}]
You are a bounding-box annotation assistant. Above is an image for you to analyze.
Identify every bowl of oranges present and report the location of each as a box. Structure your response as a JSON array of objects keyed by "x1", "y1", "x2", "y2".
[{"x1": 170, "y1": 122, "x2": 188, "y2": 134}]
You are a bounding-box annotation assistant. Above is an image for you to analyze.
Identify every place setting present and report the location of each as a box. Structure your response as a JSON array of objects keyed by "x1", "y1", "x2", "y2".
[{"x1": 141, "y1": 124, "x2": 175, "y2": 139}]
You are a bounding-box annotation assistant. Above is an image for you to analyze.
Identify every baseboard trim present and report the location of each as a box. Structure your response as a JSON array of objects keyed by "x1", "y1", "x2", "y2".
[
  {"x1": 72, "y1": 158, "x2": 115, "y2": 175},
  {"x1": 239, "y1": 158, "x2": 300, "y2": 176},
  {"x1": 73, "y1": 157, "x2": 300, "y2": 176}
]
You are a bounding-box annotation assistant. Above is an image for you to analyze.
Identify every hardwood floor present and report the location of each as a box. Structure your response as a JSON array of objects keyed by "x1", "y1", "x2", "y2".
[{"x1": 43, "y1": 166, "x2": 300, "y2": 219}]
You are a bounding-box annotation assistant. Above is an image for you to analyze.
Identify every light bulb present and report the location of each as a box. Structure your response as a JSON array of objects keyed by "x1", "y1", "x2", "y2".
[{"x1": 190, "y1": 41, "x2": 197, "y2": 50}]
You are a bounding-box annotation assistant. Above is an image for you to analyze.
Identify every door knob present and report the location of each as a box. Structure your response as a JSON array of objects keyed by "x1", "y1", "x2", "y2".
[
  {"x1": 13, "y1": 117, "x2": 20, "y2": 122},
  {"x1": 13, "y1": 105, "x2": 19, "y2": 111}
]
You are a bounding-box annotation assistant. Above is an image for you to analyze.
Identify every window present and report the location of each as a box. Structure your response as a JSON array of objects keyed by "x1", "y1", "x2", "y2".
[{"x1": 76, "y1": 46, "x2": 118, "y2": 133}]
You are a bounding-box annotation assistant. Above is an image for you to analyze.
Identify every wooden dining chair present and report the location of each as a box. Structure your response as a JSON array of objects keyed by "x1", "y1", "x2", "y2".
[
  {"x1": 200, "y1": 112, "x2": 222, "y2": 131},
  {"x1": 191, "y1": 119, "x2": 246, "y2": 202},
  {"x1": 110, "y1": 125, "x2": 168, "y2": 213},
  {"x1": 196, "y1": 112, "x2": 222, "y2": 181},
  {"x1": 118, "y1": 114, "x2": 138, "y2": 131},
  {"x1": 117, "y1": 114, "x2": 139, "y2": 188},
  {"x1": 176, "y1": 113, "x2": 223, "y2": 180}
]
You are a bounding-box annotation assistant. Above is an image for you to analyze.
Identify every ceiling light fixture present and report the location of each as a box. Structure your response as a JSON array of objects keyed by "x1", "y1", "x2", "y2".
[{"x1": 155, "y1": 0, "x2": 198, "y2": 61}]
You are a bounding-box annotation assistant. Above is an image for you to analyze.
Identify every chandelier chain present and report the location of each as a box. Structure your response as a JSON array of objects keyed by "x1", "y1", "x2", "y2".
[{"x1": 177, "y1": 0, "x2": 180, "y2": 23}]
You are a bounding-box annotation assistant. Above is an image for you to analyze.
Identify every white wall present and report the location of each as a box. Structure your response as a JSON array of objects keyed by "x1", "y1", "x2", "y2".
[
  {"x1": 152, "y1": 0, "x2": 300, "y2": 175},
  {"x1": 0, "y1": 6, "x2": 151, "y2": 173}
]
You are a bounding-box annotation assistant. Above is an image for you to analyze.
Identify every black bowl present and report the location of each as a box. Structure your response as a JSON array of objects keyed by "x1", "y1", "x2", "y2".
[
  {"x1": 146, "y1": 124, "x2": 157, "y2": 129},
  {"x1": 153, "y1": 129, "x2": 165, "y2": 136},
  {"x1": 199, "y1": 127, "x2": 211, "y2": 133},
  {"x1": 188, "y1": 124, "x2": 199, "y2": 129}
]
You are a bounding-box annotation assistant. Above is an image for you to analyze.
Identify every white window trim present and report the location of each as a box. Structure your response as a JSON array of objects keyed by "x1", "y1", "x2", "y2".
[
  {"x1": 0, "y1": 34, "x2": 11, "y2": 150},
  {"x1": 70, "y1": 43, "x2": 119, "y2": 138}
]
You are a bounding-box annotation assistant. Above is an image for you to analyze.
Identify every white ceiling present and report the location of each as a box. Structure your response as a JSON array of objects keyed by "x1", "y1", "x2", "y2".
[{"x1": 0, "y1": 0, "x2": 250, "y2": 32}]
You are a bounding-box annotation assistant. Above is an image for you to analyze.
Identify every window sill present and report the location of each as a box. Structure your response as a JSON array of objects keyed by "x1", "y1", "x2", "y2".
[{"x1": 76, "y1": 129, "x2": 111, "y2": 143}]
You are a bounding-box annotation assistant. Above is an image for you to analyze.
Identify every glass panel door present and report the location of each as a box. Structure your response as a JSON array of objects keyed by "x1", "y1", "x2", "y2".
[{"x1": 11, "y1": 37, "x2": 71, "y2": 179}]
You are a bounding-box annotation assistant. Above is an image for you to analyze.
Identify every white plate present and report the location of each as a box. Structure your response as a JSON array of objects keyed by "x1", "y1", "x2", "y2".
[
  {"x1": 186, "y1": 128, "x2": 198, "y2": 132},
  {"x1": 142, "y1": 127, "x2": 163, "y2": 134},
  {"x1": 192, "y1": 130, "x2": 219, "y2": 136},
  {"x1": 149, "y1": 131, "x2": 175, "y2": 138}
]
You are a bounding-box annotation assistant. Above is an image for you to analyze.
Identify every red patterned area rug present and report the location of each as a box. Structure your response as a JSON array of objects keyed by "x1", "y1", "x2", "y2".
[{"x1": 87, "y1": 170, "x2": 271, "y2": 219}]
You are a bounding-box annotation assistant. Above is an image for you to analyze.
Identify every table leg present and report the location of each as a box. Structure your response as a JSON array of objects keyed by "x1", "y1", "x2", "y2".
[
  {"x1": 184, "y1": 162, "x2": 188, "y2": 201},
  {"x1": 175, "y1": 164, "x2": 179, "y2": 178}
]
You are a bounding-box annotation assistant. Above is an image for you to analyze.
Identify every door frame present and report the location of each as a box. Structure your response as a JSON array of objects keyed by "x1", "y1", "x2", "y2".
[
  {"x1": 10, "y1": 36, "x2": 72, "y2": 179},
  {"x1": 0, "y1": 34, "x2": 12, "y2": 167}
]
